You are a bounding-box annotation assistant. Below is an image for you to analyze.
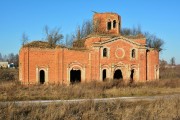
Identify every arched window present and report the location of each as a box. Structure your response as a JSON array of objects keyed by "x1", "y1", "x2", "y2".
[
  {"x1": 113, "y1": 20, "x2": 116, "y2": 28},
  {"x1": 132, "y1": 49, "x2": 136, "y2": 58},
  {"x1": 130, "y1": 69, "x2": 134, "y2": 83},
  {"x1": 40, "y1": 70, "x2": 45, "y2": 84},
  {"x1": 103, "y1": 48, "x2": 107, "y2": 57},
  {"x1": 107, "y1": 21, "x2": 111, "y2": 30}
]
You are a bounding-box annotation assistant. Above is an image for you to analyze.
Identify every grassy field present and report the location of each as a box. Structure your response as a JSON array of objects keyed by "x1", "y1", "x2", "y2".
[
  {"x1": 0, "y1": 67, "x2": 180, "y2": 119},
  {"x1": 0, "y1": 96, "x2": 179, "y2": 120},
  {"x1": 0, "y1": 79, "x2": 180, "y2": 101},
  {"x1": 0, "y1": 67, "x2": 180, "y2": 101}
]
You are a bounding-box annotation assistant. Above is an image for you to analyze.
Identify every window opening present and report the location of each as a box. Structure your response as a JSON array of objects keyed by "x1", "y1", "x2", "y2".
[
  {"x1": 113, "y1": 20, "x2": 116, "y2": 28},
  {"x1": 107, "y1": 21, "x2": 111, "y2": 30},
  {"x1": 103, "y1": 48, "x2": 107, "y2": 57},
  {"x1": 132, "y1": 49, "x2": 136, "y2": 58}
]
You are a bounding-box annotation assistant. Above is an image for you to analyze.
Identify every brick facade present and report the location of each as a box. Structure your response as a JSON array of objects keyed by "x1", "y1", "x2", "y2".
[{"x1": 19, "y1": 12, "x2": 159, "y2": 85}]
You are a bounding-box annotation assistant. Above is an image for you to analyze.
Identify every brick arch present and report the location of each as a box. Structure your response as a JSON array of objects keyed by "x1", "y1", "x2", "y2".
[
  {"x1": 113, "y1": 62, "x2": 126, "y2": 80},
  {"x1": 101, "y1": 64, "x2": 110, "y2": 81},
  {"x1": 36, "y1": 67, "x2": 49, "y2": 84},
  {"x1": 68, "y1": 62, "x2": 84, "y2": 69},
  {"x1": 113, "y1": 68, "x2": 123, "y2": 80},
  {"x1": 114, "y1": 62, "x2": 125, "y2": 71},
  {"x1": 68, "y1": 62, "x2": 85, "y2": 84},
  {"x1": 130, "y1": 64, "x2": 139, "y2": 82}
]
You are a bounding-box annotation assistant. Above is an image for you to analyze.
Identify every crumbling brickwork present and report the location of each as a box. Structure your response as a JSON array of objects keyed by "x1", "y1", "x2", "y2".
[{"x1": 19, "y1": 12, "x2": 159, "y2": 85}]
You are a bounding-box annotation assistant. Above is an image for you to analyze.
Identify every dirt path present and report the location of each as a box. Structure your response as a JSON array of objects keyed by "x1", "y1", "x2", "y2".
[{"x1": 1, "y1": 94, "x2": 179, "y2": 106}]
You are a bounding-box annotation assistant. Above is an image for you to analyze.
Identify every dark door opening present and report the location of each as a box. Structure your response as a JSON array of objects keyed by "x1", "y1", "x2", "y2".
[
  {"x1": 40, "y1": 70, "x2": 45, "y2": 84},
  {"x1": 103, "y1": 69, "x2": 106, "y2": 81},
  {"x1": 130, "y1": 69, "x2": 134, "y2": 83},
  {"x1": 70, "y1": 69, "x2": 81, "y2": 83},
  {"x1": 113, "y1": 69, "x2": 123, "y2": 80}
]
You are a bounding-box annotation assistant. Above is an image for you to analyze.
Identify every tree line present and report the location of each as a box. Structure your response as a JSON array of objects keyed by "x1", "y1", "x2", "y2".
[
  {"x1": 0, "y1": 53, "x2": 19, "y2": 68},
  {"x1": 21, "y1": 19, "x2": 164, "y2": 52}
]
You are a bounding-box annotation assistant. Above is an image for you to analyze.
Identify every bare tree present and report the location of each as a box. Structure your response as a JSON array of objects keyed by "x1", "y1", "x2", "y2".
[
  {"x1": 74, "y1": 20, "x2": 93, "y2": 40},
  {"x1": 144, "y1": 32, "x2": 164, "y2": 51},
  {"x1": 7, "y1": 53, "x2": 15, "y2": 63},
  {"x1": 121, "y1": 25, "x2": 142, "y2": 36},
  {"x1": 75, "y1": 26, "x2": 81, "y2": 40},
  {"x1": 121, "y1": 26, "x2": 164, "y2": 51},
  {"x1": 81, "y1": 20, "x2": 93, "y2": 37},
  {"x1": 170, "y1": 57, "x2": 175, "y2": 66},
  {"x1": 65, "y1": 34, "x2": 74, "y2": 47},
  {"x1": 44, "y1": 25, "x2": 63, "y2": 47},
  {"x1": 159, "y1": 59, "x2": 167, "y2": 70},
  {"x1": 66, "y1": 20, "x2": 93, "y2": 48},
  {"x1": 21, "y1": 32, "x2": 29, "y2": 46}
]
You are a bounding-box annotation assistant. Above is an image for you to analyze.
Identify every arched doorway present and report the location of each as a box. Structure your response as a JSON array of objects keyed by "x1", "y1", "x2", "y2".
[
  {"x1": 130, "y1": 69, "x2": 134, "y2": 83},
  {"x1": 102, "y1": 69, "x2": 106, "y2": 81},
  {"x1": 70, "y1": 69, "x2": 81, "y2": 83},
  {"x1": 40, "y1": 70, "x2": 45, "y2": 84},
  {"x1": 113, "y1": 69, "x2": 123, "y2": 80}
]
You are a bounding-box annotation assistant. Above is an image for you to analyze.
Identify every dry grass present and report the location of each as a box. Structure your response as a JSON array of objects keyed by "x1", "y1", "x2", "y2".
[
  {"x1": 0, "y1": 67, "x2": 180, "y2": 101},
  {"x1": 160, "y1": 66, "x2": 180, "y2": 79},
  {"x1": 0, "y1": 96, "x2": 179, "y2": 120},
  {"x1": 0, "y1": 67, "x2": 180, "y2": 119},
  {"x1": 0, "y1": 79, "x2": 180, "y2": 101}
]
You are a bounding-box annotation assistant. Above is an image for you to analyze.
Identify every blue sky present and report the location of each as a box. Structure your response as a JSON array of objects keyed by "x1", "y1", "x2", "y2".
[{"x1": 0, "y1": 0, "x2": 180, "y2": 64}]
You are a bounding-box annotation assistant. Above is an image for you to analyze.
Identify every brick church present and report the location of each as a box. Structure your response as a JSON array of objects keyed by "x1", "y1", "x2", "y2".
[{"x1": 19, "y1": 12, "x2": 159, "y2": 85}]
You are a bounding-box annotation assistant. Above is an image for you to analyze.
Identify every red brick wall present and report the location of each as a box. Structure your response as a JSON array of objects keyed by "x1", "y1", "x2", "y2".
[
  {"x1": 19, "y1": 12, "x2": 159, "y2": 85},
  {"x1": 93, "y1": 13, "x2": 121, "y2": 35},
  {"x1": 19, "y1": 40, "x2": 158, "y2": 84},
  {"x1": 147, "y1": 49, "x2": 159, "y2": 80}
]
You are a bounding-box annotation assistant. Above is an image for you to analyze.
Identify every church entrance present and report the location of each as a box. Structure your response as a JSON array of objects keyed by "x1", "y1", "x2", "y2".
[
  {"x1": 113, "y1": 69, "x2": 123, "y2": 80},
  {"x1": 70, "y1": 69, "x2": 81, "y2": 83}
]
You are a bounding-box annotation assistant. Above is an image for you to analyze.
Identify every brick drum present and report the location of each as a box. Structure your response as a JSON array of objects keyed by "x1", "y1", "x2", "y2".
[{"x1": 19, "y1": 12, "x2": 159, "y2": 85}]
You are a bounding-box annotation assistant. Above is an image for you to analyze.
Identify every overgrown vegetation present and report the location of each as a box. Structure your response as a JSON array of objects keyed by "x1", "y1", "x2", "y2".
[
  {"x1": 23, "y1": 41, "x2": 64, "y2": 49},
  {"x1": 160, "y1": 66, "x2": 180, "y2": 79},
  {"x1": 0, "y1": 67, "x2": 179, "y2": 119},
  {"x1": 0, "y1": 67, "x2": 179, "y2": 101},
  {"x1": 44, "y1": 25, "x2": 64, "y2": 47},
  {"x1": 121, "y1": 26, "x2": 164, "y2": 51},
  {"x1": 0, "y1": 69, "x2": 18, "y2": 81},
  {"x1": 0, "y1": 97, "x2": 179, "y2": 120},
  {"x1": 0, "y1": 78, "x2": 180, "y2": 101},
  {"x1": 21, "y1": 26, "x2": 64, "y2": 48}
]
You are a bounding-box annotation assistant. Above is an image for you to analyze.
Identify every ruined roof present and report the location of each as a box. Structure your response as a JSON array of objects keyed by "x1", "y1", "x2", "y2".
[
  {"x1": 73, "y1": 39, "x2": 86, "y2": 48},
  {"x1": 23, "y1": 41, "x2": 63, "y2": 49},
  {"x1": 93, "y1": 12, "x2": 119, "y2": 16}
]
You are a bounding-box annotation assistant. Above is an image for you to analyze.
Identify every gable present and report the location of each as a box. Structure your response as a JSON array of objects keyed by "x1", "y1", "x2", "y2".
[{"x1": 93, "y1": 36, "x2": 146, "y2": 48}]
